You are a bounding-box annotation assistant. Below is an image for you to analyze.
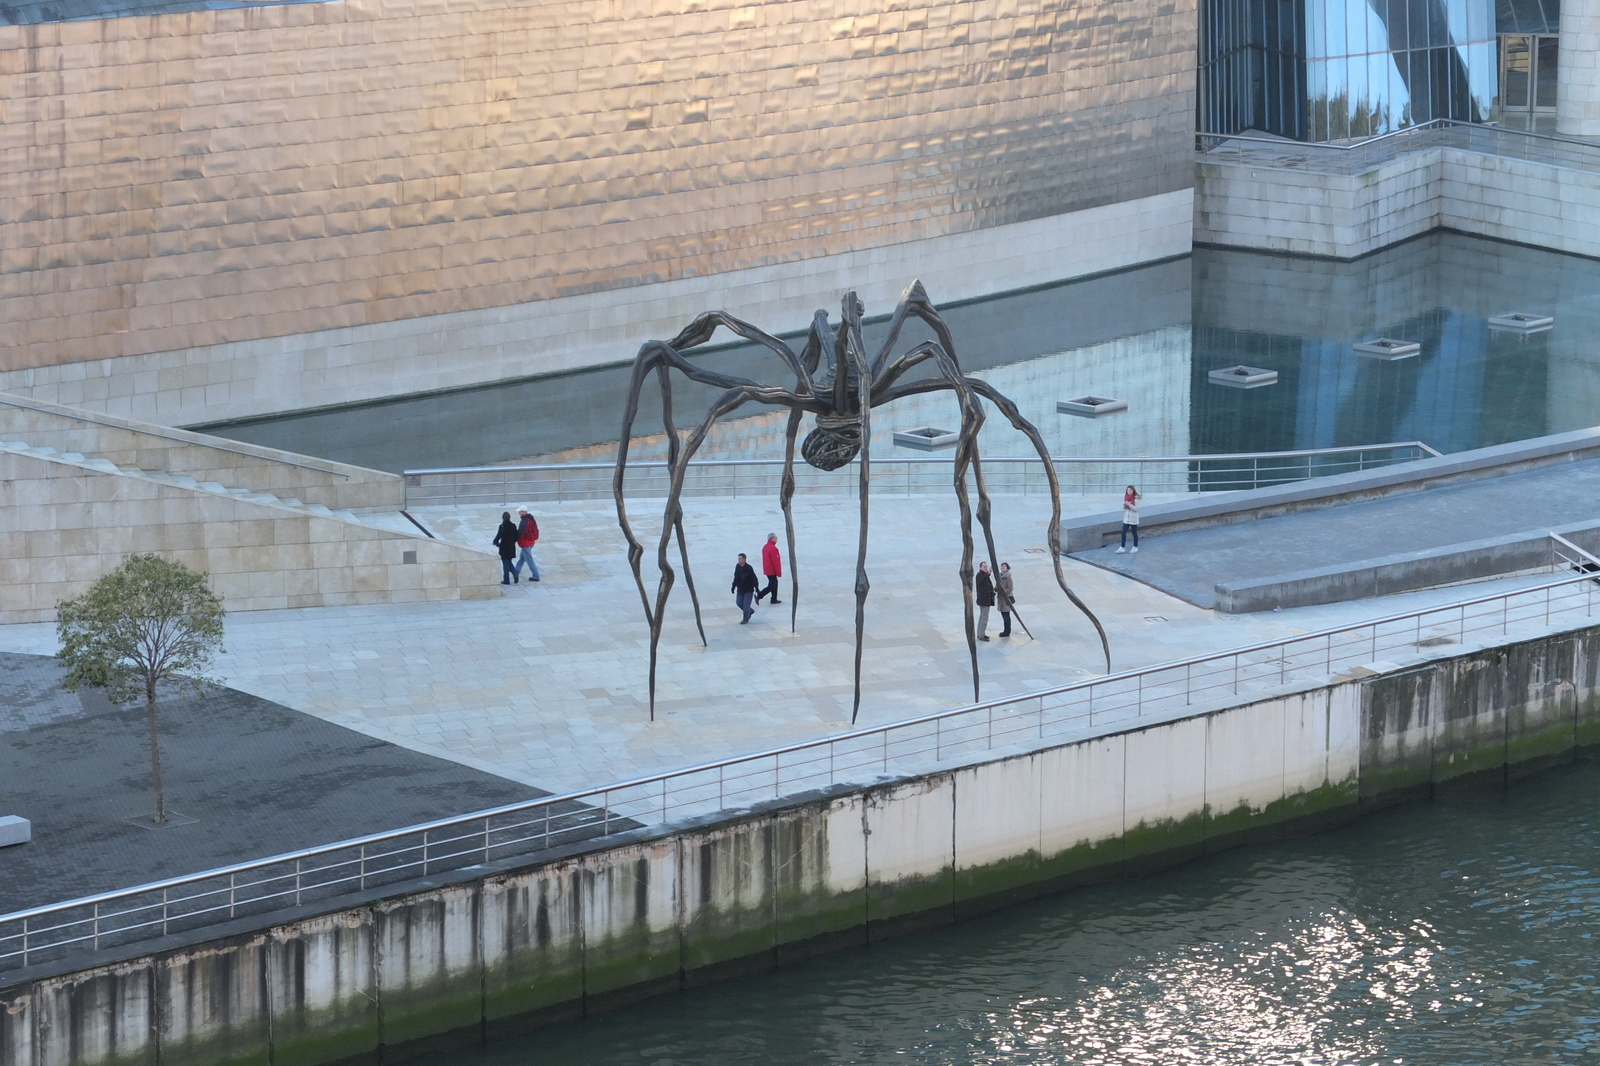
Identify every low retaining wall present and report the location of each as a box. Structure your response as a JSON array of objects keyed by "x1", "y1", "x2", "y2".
[
  {"x1": 0, "y1": 393, "x2": 401, "y2": 512},
  {"x1": 4, "y1": 627, "x2": 1599, "y2": 1066},
  {"x1": 1064, "y1": 427, "x2": 1600, "y2": 552},
  {"x1": 1214, "y1": 521, "x2": 1600, "y2": 613},
  {"x1": 1195, "y1": 145, "x2": 1600, "y2": 260},
  {"x1": 0, "y1": 449, "x2": 498, "y2": 623}
]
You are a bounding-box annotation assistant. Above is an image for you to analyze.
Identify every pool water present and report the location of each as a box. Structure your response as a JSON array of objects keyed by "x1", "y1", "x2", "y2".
[{"x1": 205, "y1": 232, "x2": 1600, "y2": 474}]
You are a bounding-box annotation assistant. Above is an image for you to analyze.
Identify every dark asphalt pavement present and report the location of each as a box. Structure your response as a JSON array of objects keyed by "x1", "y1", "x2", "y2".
[{"x1": 0, "y1": 652, "x2": 544, "y2": 913}]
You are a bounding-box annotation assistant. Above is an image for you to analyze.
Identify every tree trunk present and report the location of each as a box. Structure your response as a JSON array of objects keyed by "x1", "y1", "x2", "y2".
[{"x1": 146, "y1": 683, "x2": 165, "y2": 824}]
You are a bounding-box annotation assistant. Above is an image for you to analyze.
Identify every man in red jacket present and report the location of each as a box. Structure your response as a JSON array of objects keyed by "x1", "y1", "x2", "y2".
[
  {"x1": 513, "y1": 509, "x2": 541, "y2": 582},
  {"x1": 755, "y1": 532, "x2": 782, "y2": 605}
]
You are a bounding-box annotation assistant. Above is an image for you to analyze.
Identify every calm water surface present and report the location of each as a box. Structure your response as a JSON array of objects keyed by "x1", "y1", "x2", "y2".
[{"x1": 436, "y1": 761, "x2": 1600, "y2": 1065}]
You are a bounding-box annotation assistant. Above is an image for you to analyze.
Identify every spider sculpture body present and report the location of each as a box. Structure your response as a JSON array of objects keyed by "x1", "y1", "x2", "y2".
[{"x1": 614, "y1": 281, "x2": 1111, "y2": 723}]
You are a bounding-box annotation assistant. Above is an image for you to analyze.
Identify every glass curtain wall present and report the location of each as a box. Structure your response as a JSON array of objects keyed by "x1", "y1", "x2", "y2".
[{"x1": 1200, "y1": 0, "x2": 1498, "y2": 139}]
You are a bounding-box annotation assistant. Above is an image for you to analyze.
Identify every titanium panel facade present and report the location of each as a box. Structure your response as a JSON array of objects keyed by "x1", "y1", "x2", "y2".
[{"x1": 0, "y1": 0, "x2": 1195, "y2": 376}]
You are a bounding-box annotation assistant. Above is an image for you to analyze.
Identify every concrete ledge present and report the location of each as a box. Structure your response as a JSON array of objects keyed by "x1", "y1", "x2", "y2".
[
  {"x1": 0, "y1": 392, "x2": 402, "y2": 511},
  {"x1": 1064, "y1": 427, "x2": 1600, "y2": 553},
  {"x1": 1214, "y1": 521, "x2": 1600, "y2": 613}
]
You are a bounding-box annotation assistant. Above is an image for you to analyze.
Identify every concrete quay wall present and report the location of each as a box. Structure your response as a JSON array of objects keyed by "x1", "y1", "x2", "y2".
[
  {"x1": 5, "y1": 626, "x2": 1599, "y2": 1066},
  {"x1": 1194, "y1": 147, "x2": 1600, "y2": 260}
]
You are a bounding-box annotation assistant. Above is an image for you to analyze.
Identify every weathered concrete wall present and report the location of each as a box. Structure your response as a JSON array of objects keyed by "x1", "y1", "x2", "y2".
[
  {"x1": 0, "y1": 392, "x2": 402, "y2": 511},
  {"x1": 6, "y1": 627, "x2": 1599, "y2": 1065},
  {"x1": 1196, "y1": 145, "x2": 1600, "y2": 260},
  {"x1": 0, "y1": 447, "x2": 497, "y2": 622}
]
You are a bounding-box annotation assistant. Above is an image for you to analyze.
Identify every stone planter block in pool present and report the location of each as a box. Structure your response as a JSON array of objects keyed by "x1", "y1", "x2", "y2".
[
  {"x1": 1354, "y1": 338, "x2": 1420, "y2": 359},
  {"x1": 1488, "y1": 312, "x2": 1554, "y2": 333},
  {"x1": 0, "y1": 815, "x2": 31, "y2": 847},
  {"x1": 893, "y1": 427, "x2": 959, "y2": 449},
  {"x1": 1057, "y1": 396, "x2": 1128, "y2": 417},
  {"x1": 1207, "y1": 365, "x2": 1278, "y2": 389}
]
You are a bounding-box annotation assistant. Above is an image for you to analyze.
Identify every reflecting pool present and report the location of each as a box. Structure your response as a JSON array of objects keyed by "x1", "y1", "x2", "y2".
[
  {"x1": 204, "y1": 232, "x2": 1600, "y2": 473},
  {"x1": 422, "y1": 760, "x2": 1600, "y2": 1065}
]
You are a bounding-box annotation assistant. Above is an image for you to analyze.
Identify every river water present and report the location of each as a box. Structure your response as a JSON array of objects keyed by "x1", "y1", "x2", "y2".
[{"x1": 434, "y1": 761, "x2": 1600, "y2": 1065}]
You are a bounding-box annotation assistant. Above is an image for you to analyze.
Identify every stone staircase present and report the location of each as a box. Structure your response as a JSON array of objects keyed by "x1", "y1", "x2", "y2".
[{"x1": 0, "y1": 439, "x2": 416, "y2": 534}]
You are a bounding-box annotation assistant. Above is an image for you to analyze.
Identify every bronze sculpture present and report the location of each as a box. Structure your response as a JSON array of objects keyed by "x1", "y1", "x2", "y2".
[{"x1": 614, "y1": 281, "x2": 1111, "y2": 723}]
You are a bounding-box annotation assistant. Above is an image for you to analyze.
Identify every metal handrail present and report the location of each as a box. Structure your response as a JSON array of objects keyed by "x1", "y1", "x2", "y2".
[
  {"x1": 1196, "y1": 118, "x2": 1600, "y2": 175},
  {"x1": 400, "y1": 442, "x2": 1440, "y2": 507},
  {"x1": 4, "y1": 555, "x2": 1592, "y2": 972},
  {"x1": 1197, "y1": 117, "x2": 1600, "y2": 154},
  {"x1": 402, "y1": 442, "x2": 1441, "y2": 477}
]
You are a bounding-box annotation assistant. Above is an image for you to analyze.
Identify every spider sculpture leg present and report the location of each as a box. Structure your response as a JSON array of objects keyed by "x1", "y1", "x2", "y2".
[
  {"x1": 644, "y1": 384, "x2": 810, "y2": 716},
  {"x1": 780, "y1": 407, "x2": 803, "y2": 633},
  {"x1": 615, "y1": 341, "x2": 810, "y2": 717},
  {"x1": 657, "y1": 363, "x2": 707, "y2": 648},
  {"x1": 965, "y1": 377, "x2": 1112, "y2": 672}
]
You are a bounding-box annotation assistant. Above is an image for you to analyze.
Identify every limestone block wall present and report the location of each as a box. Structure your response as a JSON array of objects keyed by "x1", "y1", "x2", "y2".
[
  {"x1": 8, "y1": 622, "x2": 1599, "y2": 1066},
  {"x1": 0, "y1": 449, "x2": 497, "y2": 622},
  {"x1": 1194, "y1": 148, "x2": 1444, "y2": 259},
  {"x1": 0, "y1": 392, "x2": 402, "y2": 510},
  {"x1": 1195, "y1": 147, "x2": 1600, "y2": 260},
  {"x1": 0, "y1": 0, "x2": 1196, "y2": 423}
]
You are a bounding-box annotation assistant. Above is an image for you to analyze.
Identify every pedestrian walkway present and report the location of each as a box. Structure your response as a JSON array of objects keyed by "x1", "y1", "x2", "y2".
[
  {"x1": 1073, "y1": 456, "x2": 1600, "y2": 607},
  {"x1": 0, "y1": 493, "x2": 1574, "y2": 800}
]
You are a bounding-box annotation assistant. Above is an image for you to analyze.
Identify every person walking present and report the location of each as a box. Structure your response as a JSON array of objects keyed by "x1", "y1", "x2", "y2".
[
  {"x1": 731, "y1": 553, "x2": 759, "y2": 623},
  {"x1": 975, "y1": 560, "x2": 995, "y2": 641},
  {"x1": 997, "y1": 561, "x2": 1015, "y2": 638},
  {"x1": 513, "y1": 508, "x2": 541, "y2": 582},
  {"x1": 1117, "y1": 485, "x2": 1141, "y2": 553},
  {"x1": 492, "y1": 511, "x2": 520, "y2": 584},
  {"x1": 756, "y1": 533, "x2": 783, "y2": 605}
]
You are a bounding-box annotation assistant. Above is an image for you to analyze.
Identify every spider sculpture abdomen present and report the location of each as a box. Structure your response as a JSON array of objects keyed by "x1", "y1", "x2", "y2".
[
  {"x1": 613, "y1": 279, "x2": 1112, "y2": 724},
  {"x1": 801, "y1": 414, "x2": 862, "y2": 471}
]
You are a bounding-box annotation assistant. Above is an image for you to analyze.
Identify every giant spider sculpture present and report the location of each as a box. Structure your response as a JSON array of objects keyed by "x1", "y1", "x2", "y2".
[{"x1": 614, "y1": 280, "x2": 1111, "y2": 723}]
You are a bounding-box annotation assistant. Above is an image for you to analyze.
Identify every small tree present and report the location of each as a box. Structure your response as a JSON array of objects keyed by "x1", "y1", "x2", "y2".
[{"x1": 57, "y1": 555, "x2": 225, "y2": 825}]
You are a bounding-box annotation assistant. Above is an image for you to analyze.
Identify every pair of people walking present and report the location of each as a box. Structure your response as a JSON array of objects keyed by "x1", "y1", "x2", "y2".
[
  {"x1": 731, "y1": 534, "x2": 783, "y2": 623},
  {"x1": 492, "y1": 509, "x2": 541, "y2": 585},
  {"x1": 975, "y1": 560, "x2": 1015, "y2": 641}
]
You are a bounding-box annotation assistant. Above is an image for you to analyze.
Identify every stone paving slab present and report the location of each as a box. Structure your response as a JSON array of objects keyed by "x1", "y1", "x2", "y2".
[
  {"x1": 0, "y1": 492, "x2": 1561, "y2": 810},
  {"x1": 0, "y1": 654, "x2": 543, "y2": 913},
  {"x1": 1072, "y1": 458, "x2": 1600, "y2": 607}
]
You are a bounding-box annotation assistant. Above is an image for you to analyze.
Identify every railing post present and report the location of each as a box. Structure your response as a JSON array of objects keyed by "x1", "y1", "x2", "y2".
[
  {"x1": 936, "y1": 717, "x2": 942, "y2": 761},
  {"x1": 94, "y1": 903, "x2": 101, "y2": 950},
  {"x1": 295, "y1": 860, "x2": 302, "y2": 905},
  {"x1": 484, "y1": 819, "x2": 491, "y2": 864},
  {"x1": 163, "y1": 888, "x2": 170, "y2": 935},
  {"x1": 988, "y1": 705, "x2": 994, "y2": 749},
  {"x1": 360, "y1": 845, "x2": 367, "y2": 889},
  {"x1": 229, "y1": 874, "x2": 236, "y2": 919}
]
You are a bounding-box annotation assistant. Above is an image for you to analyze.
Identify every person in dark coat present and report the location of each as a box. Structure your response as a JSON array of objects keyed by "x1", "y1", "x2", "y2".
[
  {"x1": 975, "y1": 561, "x2": 995, "y2": 641},
  {"x1": 492, "y1": 511, "x2": 520, "y2": 585},
  {"x1": 755, "y1": 533, "x2": 783, "y2": 605},
  {"x1": 731, "y1": 553, "x2": 759, "y2": 623},
  {"x1": 997, "y1": 562, "x2": 1015, "y2": 637}
]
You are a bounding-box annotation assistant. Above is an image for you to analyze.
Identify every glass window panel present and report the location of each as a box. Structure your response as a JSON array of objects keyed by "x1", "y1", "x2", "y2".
[
  {"x1": 1502, "y1": 34, "x2": 1531, "y2": 108},
  {"x1": 1535, "y1": 34, "x2": 1559, "y2": 107},
  {"x1": 1467, "y1": 40, "x2": 1499, "y2": 118},
  {"x1": 1390, "y1": 53, "x2": 1411, "y2": 128}
]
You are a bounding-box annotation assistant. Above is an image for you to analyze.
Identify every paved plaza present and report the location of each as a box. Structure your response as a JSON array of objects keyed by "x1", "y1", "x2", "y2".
[{"x1": 0, "y1": 491, "x2": 1562, "y2": 807}]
